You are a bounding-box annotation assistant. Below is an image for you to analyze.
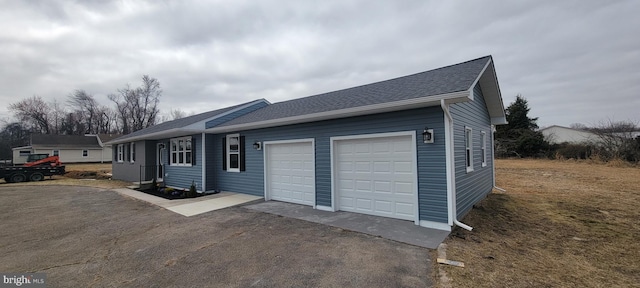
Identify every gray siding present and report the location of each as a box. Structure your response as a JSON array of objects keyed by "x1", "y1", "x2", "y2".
[
  {"x1": 205, "y1": 102, "x2": 269, "y2": 129},
  {"x1": 111, "y1": 140, "x2": 156, "y2": 182},
  {"x1": 162, "y1": 134, "x2": 203, "y2": 191},
  {"x1": 211, "y1": 107, "x2": 449, "y2": 223},
  {"x1": 450, "y1": 84, "x2": 494, "y2": 218}
]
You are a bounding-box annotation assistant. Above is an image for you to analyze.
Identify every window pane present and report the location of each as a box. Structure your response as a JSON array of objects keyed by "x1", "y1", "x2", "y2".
[
  {"x1": 229, "y1": 154, "x2": 239, "y2": 169},
  {"x1": 466, "y1": 150, "x2": 471, "y2": 167},
  {"x1": 179, "y1": 152, "x2": 184, "y2": 163},
  {"x1": 171, "y1": 140, "x2": 177, "y2": 152},
  {"x1": 186, "y1": 139, "x2": 191, "y2": 151},
  {"x1": 172, "y1": 152, "x2": 177, "y2": 164},
  {"x1": 179, "y1": 140, "x2": 184, "y2": 152},
  {"x1": 186, "y1": 152, "x2": 191, "y2": 163},
  {"x1": 229, "y1": 137, "x2": 239, "y2": 152}
]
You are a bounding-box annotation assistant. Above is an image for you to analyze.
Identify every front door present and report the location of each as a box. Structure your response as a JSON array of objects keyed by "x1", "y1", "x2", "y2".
[{"x1": 157, "y1": 143, "x2": 165, "y2": 181}]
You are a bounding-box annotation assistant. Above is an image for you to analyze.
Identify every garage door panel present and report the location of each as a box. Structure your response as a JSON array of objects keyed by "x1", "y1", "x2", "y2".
[
  {"x1": 335, "y1": 134, "x2": 416, "y2": 221},
  {"x1": 266, "y1": 141, "x2": 314, "y2": 206}
]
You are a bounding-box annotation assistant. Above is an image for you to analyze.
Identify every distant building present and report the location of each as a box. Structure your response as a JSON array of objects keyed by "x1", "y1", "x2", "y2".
[
  {"x1": 540, "y1": 125, "x2": 598, "y2": 144},
  {"x1": 12, "y1": 134, "x2": 121, "y2": 164}
]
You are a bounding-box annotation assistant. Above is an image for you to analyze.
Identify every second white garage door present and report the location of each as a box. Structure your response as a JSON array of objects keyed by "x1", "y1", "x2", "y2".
[
  {"x1": 334, "y1": 133, "x2": 417, "y2": 221},
  {"x1": 265, "y1": 140, "x2": 315, "y2": 206}
]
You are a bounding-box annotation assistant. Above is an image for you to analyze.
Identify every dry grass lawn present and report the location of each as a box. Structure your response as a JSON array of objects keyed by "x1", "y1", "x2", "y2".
[{"x1": 439, "y1": 159, "x2": 640, "y2": 287}]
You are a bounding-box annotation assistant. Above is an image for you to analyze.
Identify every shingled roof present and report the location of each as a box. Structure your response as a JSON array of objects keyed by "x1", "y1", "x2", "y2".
[
  {"x1": 107, "y1": 99, "x2": 268, "y2": 144},
  {"x1": 217, "y1": 56, "x2": 493, "y2": 128},
  {"x1": 30, "y1": 134, "x2": 102, "y2": 148}
]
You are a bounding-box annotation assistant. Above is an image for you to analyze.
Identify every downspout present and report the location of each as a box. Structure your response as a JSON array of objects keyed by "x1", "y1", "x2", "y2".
[
  {"x1": 201, "y1": 133, "x2": 206, "y2": 193},
  {"x1": 441, "y1": 99, "x2": 473, "y2": 231},
  {"x1": 491, "y1": 125, "x2": 506, "y2": 192}
]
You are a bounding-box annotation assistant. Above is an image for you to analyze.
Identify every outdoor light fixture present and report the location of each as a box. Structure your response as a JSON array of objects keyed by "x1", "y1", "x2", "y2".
[
  {"x1": 423, "y1": 127, "x2": 434, "y2": 144},
  {"x1": 253, "y1": 141, "x2": 262, "y2": 150}
]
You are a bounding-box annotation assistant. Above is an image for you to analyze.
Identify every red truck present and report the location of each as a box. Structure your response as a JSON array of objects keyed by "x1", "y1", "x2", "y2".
[{"x1": 1, "y1": 154, "x2": 66, "y2": 183}]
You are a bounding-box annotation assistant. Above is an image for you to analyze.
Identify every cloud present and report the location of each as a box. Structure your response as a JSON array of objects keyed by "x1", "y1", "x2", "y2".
[{"x1": 0, "y1": 0, "x2": 638, "y2": 127}]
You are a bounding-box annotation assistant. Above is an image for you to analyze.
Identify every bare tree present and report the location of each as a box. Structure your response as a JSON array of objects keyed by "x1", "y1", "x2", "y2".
[
  {"x1": 8, "y1": 95, "x2": 51, "y2": 134},
  {"x1": 109, "y1": 75, "x2": 162, "y2": 134},
  {"x1": 590, "y1": 119, "x2": 640, "y2": 162},
  {"x1": 67, "y1": 90, "x2": 99, "y2": 134}
]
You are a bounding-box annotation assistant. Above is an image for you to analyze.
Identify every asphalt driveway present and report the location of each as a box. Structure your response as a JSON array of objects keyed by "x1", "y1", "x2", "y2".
[{"x1": 0, "y1": 186, "x2": 433, "y2": 287}]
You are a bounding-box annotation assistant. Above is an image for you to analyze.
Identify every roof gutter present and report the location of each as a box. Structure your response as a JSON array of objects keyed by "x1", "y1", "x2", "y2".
[
  {"x1": 441, "y1": 99, "x2": 473, "y2": 231},
  {"x1": 106, "y1": 128, "x2": 202, "y2": 145}
]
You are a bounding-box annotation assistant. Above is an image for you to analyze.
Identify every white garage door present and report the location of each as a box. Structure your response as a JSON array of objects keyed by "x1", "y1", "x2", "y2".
[
  {"x1": 335, "y1": 134, "x2": 416, "y2": 221},
  {"x1": 265, "y1": 141, "x2": 315, "y2": 206}
]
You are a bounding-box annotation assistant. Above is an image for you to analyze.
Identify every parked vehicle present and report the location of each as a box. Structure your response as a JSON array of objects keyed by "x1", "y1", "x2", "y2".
[{"x1": 1, "y1": 154, "x2": 66, "y2": 183}]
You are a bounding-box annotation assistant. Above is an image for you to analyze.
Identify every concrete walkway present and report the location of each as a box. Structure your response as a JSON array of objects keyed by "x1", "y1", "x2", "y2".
[
  {"x1": 245, "y1": 201, "x2": 450, "y2": 249},
  {"x1": 113, "y1": 188, "x2": 262, "y2": 216}
]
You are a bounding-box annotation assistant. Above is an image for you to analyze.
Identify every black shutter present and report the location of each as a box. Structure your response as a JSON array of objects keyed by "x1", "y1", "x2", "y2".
[
  {"x1": 222, "y1": 137, "x2": 227, "y2": 170},
  {"x1": 191, "y1": 137, "x2": 196, "y2": 165},
  {"x1": 240, "y1": 136, "x2": 246, "y2": 171},
  {"x1": 113, "y1": 145, "x2": 117, "y2": 161},
  {"x1": 125, "y1": 144, "x2": 129, "y2": 162}
]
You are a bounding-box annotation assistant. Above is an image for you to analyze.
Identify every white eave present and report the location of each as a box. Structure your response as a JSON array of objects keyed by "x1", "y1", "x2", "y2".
[{"x1": 474, "y1": 58, "x2": 507, "y2": 125}]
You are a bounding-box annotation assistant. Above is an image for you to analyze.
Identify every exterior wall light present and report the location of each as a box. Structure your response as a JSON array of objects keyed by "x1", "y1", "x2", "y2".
[
  {"x1": 253, "y1": 141, "x2": 262, "y2": 150},
  {"x1": 423, "y1": 128, "x2": 434, "y2": 144}
]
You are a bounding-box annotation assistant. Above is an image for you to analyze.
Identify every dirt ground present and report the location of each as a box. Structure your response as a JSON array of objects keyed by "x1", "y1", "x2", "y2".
[
  {"x1": 0, "y1": 186, "x2": 433, "y2": 287},
  {"x1": 0, "y1": 163, "x2": 128, "y2": 189},
  {"x1": 439, "y1": 159, "x2": 640, "y2": 287}
]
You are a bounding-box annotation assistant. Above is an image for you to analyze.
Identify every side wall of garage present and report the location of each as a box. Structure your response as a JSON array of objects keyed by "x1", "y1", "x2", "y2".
[
  {"x1": 209, "y1": 106, "x2": 450, "y2": 224},
  {"x1": 450, "y1": 83, "x2": 495, "y2": 218}
]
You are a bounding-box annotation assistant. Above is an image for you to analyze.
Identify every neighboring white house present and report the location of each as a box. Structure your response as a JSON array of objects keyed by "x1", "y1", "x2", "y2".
[
  {"x1": 540, "y1": 125, "x2": 598, "y2": 144},
  {"x1": 12, "y1": 134, "x2": 120, "y2": 164}
]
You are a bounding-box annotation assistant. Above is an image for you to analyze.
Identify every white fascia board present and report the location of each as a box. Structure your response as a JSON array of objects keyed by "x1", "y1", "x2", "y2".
[
  {"x1": 491, "y1": 117, "x2": 508, "y2": 125},
  {"x1": 12, "y1": 146, "x2": 32, "y2": 150},
  {"x1": 206, "y1": 91, "x2": 470, "y2": 133},
  {"x1": 108, "y1": 128, "x2": 203, "y2": 144}
]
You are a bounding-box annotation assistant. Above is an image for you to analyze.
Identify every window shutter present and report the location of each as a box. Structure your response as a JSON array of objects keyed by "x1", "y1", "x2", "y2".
[
  {"x1": 222, "y1": 137, "x2": 227, "y2": 170},
  {"x1": 240, "y1": 136, "x2": 246, "y2": 171},
  {"x1": 191, "y1": 137, "x2": 196, "y2": 165},
  {"x1": 125, "y1": 145, "x2": 129, "y2": 162},
  {"x1": 113, "y1": 146, "x2": 117, "y2": 161}
]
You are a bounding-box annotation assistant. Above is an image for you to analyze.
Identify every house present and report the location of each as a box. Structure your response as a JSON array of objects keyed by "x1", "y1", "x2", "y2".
[
  {"x1": 108, "y1": 56, "x2": 506, "y2": 231},
  {"x1": 12, "y1": 134, "x2": 120, "y2": 164},
  {"x1": 540, "y1": 125, "x2": 599, "y2": 144}
]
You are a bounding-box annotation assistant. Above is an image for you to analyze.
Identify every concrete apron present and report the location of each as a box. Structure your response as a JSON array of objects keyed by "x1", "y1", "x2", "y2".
[
  {"x1": 245, "y1": 201, "x2": 450, "y2": 249},
  {"x1": 113, "y1": 188, "x2": 262, "y2": 217}
]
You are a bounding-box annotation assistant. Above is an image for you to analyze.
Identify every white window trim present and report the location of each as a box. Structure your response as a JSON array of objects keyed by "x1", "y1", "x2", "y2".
[
  {"x1": 117, "y1": 144, "x2": 124, "y2": 163},
  {"x1": 170, "y1": 136, "x2": 193, "y2": 167},
  {"x1": 481, "y1": 131, "x2": 487, "y2": 167},
  {"x1": 130, "y1": 142, "x2": 136, "y2": 163},
  {"x1": 465, "y1": 126, "x2": 474, "y2": 173},
  {"x1": 52, "y1": 150, "x2": 59, "y2": 157},
  {"x1": 226, "y1": 133, "x2": 240, "y2": 172}
]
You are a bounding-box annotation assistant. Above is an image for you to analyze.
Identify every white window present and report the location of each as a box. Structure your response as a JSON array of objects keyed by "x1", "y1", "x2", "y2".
[
  {"x1": 82, "y1": 150, "x2": 88, "y2": 157},
  {"x1": 226, "y1": 134, "x2": 240, "y2": 172},
  {"x1": 52, "y1": 150, "x2": 59, "y2": 156},
  {"x1": 117, "y1": 144, "x2": 124, "y2": 162},
  {"x1": 170, "y1": 137, "x2": 192, "y2": 166},
  {"x1": 481, "y1": 131, "x2": 487, "y2": 167},
  {"x1": 130, "y1": 142, "x2": 136, "y2": 163},
  {"x1": 465, "y1": 127, "x2": 473, "y2": 172}
]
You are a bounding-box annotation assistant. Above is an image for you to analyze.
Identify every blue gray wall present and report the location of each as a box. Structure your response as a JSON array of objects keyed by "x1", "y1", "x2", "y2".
[
  {"x1": 111, "y1": 140, "x2": 156, "y2": 182},
  {"x1": 162, "y1": 134, "x2": 203, "y2": 191},
  {"x1": 450, "y1": 84, "x2": 494, "y2": 218},
  {"x1": 209, "y1": 107, "x2": 450, "y2": 223}
]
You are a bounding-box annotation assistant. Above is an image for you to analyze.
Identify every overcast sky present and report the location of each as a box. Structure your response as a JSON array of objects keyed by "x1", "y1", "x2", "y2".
[{"x1": 1, "y1": 0, "x2": 638, "y2": 128}]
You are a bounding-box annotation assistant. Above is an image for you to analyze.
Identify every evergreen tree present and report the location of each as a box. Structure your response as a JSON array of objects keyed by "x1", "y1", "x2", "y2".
[{"x1": 495, "y1": 95, "x2": 547, "y2": 157}]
